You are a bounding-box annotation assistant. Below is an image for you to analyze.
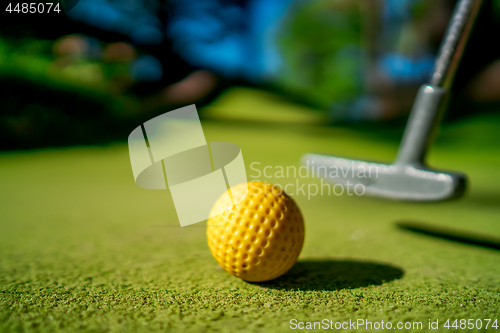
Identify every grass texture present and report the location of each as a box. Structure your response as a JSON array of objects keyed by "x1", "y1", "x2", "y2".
[{"x1": 1, "y1": 88, "x2": 500, "y2": 332}]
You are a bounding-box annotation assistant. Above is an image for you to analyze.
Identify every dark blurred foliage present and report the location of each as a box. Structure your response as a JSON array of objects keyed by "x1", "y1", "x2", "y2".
[
  {"x1": 0, "y1": 0, "x2": 193, "y2": 88},
  {"x1": 0, "y1": 0, "x2": 192, "y2": 150},
  {"x1": 0, "y1": 75, "x2": 129, "y2": 148}
]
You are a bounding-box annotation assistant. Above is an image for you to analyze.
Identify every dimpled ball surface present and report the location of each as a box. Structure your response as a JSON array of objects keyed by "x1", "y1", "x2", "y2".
[{"x1": 207, "y1": 182, "x2": 305, "y2": 282}]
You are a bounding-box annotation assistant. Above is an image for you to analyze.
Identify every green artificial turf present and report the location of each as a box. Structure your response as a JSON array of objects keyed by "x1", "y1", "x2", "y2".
[{"x1": 1, "y1": 88, "x2": 500, "y2": 332}]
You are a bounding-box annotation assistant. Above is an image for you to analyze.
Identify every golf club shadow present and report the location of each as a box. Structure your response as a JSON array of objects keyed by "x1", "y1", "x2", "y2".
[
  {"x1": 260, "y1": 259, "x2": 404, "y2": 291},
  {"x1": 396, "y1": 220, "x2": 500, "y2": 250}
]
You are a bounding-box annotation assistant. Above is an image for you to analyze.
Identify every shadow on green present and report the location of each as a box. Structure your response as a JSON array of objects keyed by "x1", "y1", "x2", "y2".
[
  {"x1": 261, "y1": 259, "x2": 404, "y2": 291},
  {"x1": 397, "y1": 220, "x2": 500, "y2": 251}
]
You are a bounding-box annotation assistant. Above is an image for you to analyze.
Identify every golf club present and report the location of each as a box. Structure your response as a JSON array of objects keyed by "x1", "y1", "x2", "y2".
[{"x1": 302, "y1": 0, "x2": 482, "y2": 201}]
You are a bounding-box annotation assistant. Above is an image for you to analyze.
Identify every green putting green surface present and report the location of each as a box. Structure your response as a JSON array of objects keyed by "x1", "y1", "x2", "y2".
[{"x1": 1, "y1": 88, "x2": 500, "y2": 332}]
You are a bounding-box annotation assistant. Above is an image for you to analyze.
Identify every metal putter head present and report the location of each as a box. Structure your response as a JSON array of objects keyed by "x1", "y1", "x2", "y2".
[
  {"x1": 303, "y1": 0, "x2": 481, "y2": 201},
  {"x1": 302, "y1": 153, "x2": 466, "y2": 201}
]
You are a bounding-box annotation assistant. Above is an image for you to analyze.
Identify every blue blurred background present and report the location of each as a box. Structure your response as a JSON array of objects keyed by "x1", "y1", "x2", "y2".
[{"x1": 1, "y1": 0, "x2": 500, "y2": 149}]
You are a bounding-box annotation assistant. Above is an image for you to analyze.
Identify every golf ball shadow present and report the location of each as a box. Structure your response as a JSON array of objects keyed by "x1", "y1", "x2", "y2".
[{"x1": 259, "y1": 259, "x2": 404, "y2": 291}]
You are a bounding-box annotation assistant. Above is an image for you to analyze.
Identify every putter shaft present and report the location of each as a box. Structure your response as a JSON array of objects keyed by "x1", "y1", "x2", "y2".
[
  {"x1": 395, "y1": 0, "x2": 482, "y2": 166},
  {"x1": 431, "y1": 0, "x2": 483, "y2": 89}
]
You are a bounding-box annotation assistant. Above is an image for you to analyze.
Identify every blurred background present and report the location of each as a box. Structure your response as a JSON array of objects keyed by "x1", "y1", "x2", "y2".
[{"x1": 1, "y1": 0, "x2": 500, "y2": 150}]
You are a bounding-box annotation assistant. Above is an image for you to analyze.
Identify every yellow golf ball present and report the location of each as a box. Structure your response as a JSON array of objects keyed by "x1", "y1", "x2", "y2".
[{"x1": 207, "y1": 181, "x2": 305, "y2": 282}]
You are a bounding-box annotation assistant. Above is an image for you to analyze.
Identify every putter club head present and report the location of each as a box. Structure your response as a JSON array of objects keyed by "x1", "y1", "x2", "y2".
[{"x1": 302, "y1": 154, "x2": 466, "y2": 201}]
